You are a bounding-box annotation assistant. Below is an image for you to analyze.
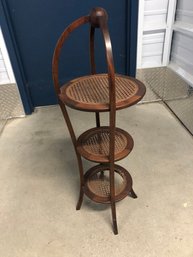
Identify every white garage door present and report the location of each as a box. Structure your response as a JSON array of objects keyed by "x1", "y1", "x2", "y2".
[
  {"x1": 170, "y1": 0, "x2": 193, "y2": 86},
  {"x1": 137, "y1": 0, "x2": 193, "y2": 87},
  {"x1": 137, "y1": 0, "x2": 176, "y2": 68}
]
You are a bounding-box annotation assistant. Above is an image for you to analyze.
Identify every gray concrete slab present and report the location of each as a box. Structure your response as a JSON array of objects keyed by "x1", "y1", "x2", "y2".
[{"x1": 0, "y1": 103, "x2": 193, "y2": 257}]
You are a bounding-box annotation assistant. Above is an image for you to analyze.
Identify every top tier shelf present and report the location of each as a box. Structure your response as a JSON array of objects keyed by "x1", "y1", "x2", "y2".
[{"x1": 59, "y1": 73, "x2": 146, "y2": 112}]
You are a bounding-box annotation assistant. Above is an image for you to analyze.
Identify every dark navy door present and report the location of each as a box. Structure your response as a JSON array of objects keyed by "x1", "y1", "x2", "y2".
[{"x1": 0, "y1": 0, "x2": 138, "y2": 113}]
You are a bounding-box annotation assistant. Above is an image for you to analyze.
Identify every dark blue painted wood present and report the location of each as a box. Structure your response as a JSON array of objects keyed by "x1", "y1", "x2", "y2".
[
  {"x1": 126, "y1": 0, "x2": 139, "y2": 77},
  {"x1": 0, "y1": 0, "x2": 33, "y2": 114},
  {"x1": 0, "y1": 0, "x2": 139, "y2": 108}
]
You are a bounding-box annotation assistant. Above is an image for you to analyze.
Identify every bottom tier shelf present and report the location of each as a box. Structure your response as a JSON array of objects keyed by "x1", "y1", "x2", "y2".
[{"x1": 84, "y1": 164, "x2": 133, "y2": 204}]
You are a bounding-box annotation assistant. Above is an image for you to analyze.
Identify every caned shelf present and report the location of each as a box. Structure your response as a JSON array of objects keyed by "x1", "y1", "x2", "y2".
[
  {"x1": 84, "y1": 164, "x2": 133, "y2": 204},
  {"x1": 59, "y1": 73, "x2": 146, "y2": 112},
  {"x1": 77, "y1": 126, "x2": 134, "y2": 163}
]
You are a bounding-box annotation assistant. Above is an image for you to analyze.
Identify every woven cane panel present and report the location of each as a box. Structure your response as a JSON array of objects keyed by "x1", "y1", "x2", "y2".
[
  {"x1": 82, "y1": 129, "x2": 127, "y2": 156},
  {"x1": 84, "y1": 164, "x2": 133, "y2": 203},
  {"x1": 88, "y1": 170, "x2": 126, "y2": 197},
  {"x1": 65, "y1": 74, "x2": 138, "y2": 104},
  {"x1": 77, "y1": 127, "x2": 133, "y2": 162}
]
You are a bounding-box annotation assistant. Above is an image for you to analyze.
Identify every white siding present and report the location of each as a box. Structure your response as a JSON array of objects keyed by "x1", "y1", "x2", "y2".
[
  {"x1": 143, "y1": 0, "x2": 168, "y2": 31},
  {"x1": 170, "y1": 0, "x2": 193, "y2": 86},
  {"x1": 0, "y1": 49, "x2": 9, "y2": 83},
  {"x1": 141, "y1": 32, "x2": 165, "y2": 68},
  {"x1": 137, "y1": 0, "x2": 177, "y2": 68},
  {"x1": 0, "y1": 28, "x2": 15, "y2": 84},
  {"x1": 176, "y1": 0, "x2": 193, "y2": 24},
  {"x1": 171, "y1": 33, "x2": 193, "y2": 75},
  {"x1": 137, "y1": 0, "x2": 168, "y2": 68}
]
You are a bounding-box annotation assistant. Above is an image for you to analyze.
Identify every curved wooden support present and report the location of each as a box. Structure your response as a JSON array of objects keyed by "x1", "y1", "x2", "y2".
[
  {"x1": 90, "y1": 7, "x2": 117, "y2": 234},
  {"x1": 90, "y1": 25, "x2": 96, "y2": 75},
  {"x1": 90, "y1": 25, "x2": 101, "y2": 128},
  {"x1": 52, "y1": 16, "x2": 90, "y2": 210},
  {"x1": 58, "y1": 100, "x2": 84, "y2": 210}
]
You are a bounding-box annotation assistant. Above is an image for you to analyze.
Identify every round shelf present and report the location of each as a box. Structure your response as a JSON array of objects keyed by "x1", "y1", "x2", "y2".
[
  {"x1": 77, "y1": 126, "x2": 134, "y2": 163},
  {"x1": 84, "y1": 164, "x2": 133, "y2": 204},
  {"x1": 59, "y1": 73, "x2": 146, "y2": 112}
]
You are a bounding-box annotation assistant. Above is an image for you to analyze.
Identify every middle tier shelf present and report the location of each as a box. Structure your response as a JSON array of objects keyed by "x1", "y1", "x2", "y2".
[{"x1": 77, "y1": 126, "x2": 134, "y2": 163}]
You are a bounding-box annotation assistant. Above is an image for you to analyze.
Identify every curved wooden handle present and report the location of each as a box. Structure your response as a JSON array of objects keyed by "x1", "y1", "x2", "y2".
[
  {"x1": 52, "y1": 16, "x2": 89, "y2": 95},
  {"x1": 53, "y1": 8, "x2": 116, "y2": 105}
]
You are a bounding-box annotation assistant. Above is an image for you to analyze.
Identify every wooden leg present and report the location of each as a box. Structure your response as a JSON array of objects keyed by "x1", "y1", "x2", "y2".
[
  {"x1": 111, "y1": 201, "x2": 118, "y2": 235},
  {"x1": 128, "y1": 188, "x2": 138, "y2": 199},
  {"x1": 99, "y1": 170, "x2": 104, "y2": 179},
  {"x1": 95, "y1": 112, "x2": 104, "y2": 177},
  {"x1": 59, "y1": 101, "x2": 85, "y2": 210},
  {"x1": 95, "y1": 112, "x2": 100, "y2": 127},
  {"x1": 76, "y1": 185, "x2": 84, "y2": 210},
  {"x1": 75, "y1": 154, "x2": 85, "y2": 210}
]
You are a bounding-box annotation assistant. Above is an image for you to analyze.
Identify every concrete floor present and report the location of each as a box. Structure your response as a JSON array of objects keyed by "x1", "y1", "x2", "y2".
[{"x1": 0, "y1": 102, "x2": 193, "y2": 257}]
